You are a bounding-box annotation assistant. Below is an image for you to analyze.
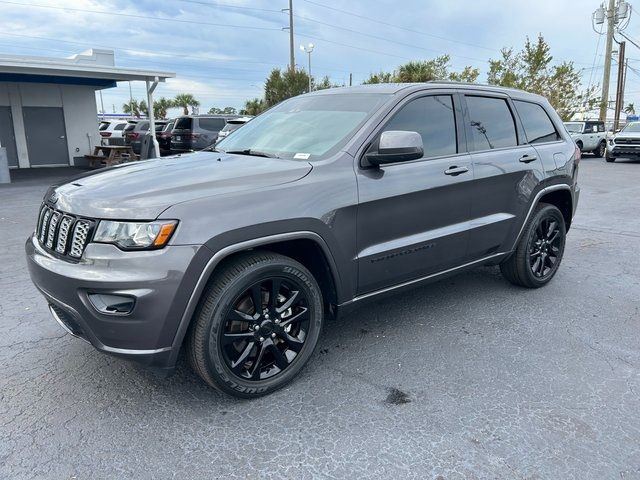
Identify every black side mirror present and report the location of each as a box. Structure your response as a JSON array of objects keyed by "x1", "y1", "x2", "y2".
[{"x1": 364, "y1": 130, "x2": 424, "y2": 167}]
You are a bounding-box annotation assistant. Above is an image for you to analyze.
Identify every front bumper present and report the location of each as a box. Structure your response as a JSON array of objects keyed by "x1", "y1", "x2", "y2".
[
  {"x1": 608, "y1": 144, "x2": 640, "y2": 157},
  {"x1": 26, "y1": 235, "x2": 203, "y2": 370}
]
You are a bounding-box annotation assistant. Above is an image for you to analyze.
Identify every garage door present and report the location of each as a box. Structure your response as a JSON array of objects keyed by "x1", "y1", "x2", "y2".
[
  {"x1": 0, "y1": 107, "x2": 18, "y2": 167},
  {"x1": 22, "y1": 107, "x2": 69, "y2": 166}
]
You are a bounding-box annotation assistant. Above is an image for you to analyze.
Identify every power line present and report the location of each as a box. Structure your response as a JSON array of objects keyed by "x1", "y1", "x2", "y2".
[
  {"x1": 0, "y1": 1, "x2": 282, "y2": 31},
  {"x1": 293, "y1": 13, "x2": 488, "y2": 64},
  {"x1": 176, "y1": 0, "x2": 282, "y2": 14},
  {"x1": 301, "y1": 0, "x2": 498, "y2": 53}
]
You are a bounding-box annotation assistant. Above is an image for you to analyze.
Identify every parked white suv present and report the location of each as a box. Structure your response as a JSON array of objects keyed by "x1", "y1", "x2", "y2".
[
  {"x1": 98, "y1": 120, "x2": 128, "y2": 144},
  {"x1": 564, "y1": 120, "x2": 607, "y2": 157}
]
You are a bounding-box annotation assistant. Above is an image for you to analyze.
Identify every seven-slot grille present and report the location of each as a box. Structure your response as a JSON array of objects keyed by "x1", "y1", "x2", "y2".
[{"x1": 36, "y1": 204, "x2": 94, "y2": 259}]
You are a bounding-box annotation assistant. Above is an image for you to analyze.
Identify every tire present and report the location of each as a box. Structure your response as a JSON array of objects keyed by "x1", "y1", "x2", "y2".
[
  {"x1": 594, "y1": 141, "x2": 606, "y2": 158},
  {"x1": 500, "y1": 203, "x2": 566, "y2": 288},
  {"x1": 575, "y1": 141, "x2": 583, "y2": 151},
  {"x1": 186, "y1": 251, "x2": 323, "y2": 398},
  {"x1": 606, "y1": 154, "x2": 616, "y2": 163}
]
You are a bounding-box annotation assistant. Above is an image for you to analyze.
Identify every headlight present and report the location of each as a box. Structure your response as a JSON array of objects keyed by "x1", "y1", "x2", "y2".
[
  {"x1": 93, "y1": 220, "x2": 178, "y2": 250},
  {"x1": 608, "y1": 139, "x2": 615, "y2": 146}
]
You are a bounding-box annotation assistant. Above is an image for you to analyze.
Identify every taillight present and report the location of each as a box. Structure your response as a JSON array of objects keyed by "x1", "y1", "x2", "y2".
[
  {"x1": 129, "y1": 132, "x2": 139, "y2": 140},
  {"x1": 574, "y1": 145, "x2": 581, "y2": 164},
  {"x1": 189, "y1": 133, "x2": 201, "y2": 139},
  {"x1": 100, "y1": 132, "x2": 112, "y2": 137}
]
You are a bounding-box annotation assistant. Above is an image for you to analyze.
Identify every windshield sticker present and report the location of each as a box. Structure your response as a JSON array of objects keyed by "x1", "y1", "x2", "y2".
[{"x1": 294, "y1": 153, "x2": 311, "y2": 160}]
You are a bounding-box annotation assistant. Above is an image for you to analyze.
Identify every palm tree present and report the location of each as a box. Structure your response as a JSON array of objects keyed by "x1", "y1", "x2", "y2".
[
  {"x1": 153, "y1": 97, "x2": 174, "y2": 119},
  {"x1": 122, "y1": 99, "x2": 145, "y2": 118},
  {"x1": 173, "y1": 93, "x2": 200, "y2": 115},
  {"x1": 624, "y1": 103, "x2": 635, "y2": 115}
]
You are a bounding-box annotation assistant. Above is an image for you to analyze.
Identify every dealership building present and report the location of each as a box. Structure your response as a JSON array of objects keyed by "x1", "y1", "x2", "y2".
[{"x1": 0, "y1": 49, "x2": 173, "y2": 170}]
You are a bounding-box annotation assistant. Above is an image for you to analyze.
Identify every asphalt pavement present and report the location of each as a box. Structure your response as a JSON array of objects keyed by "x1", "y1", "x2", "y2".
[{"x1": 1, "y1": 158, "x2": 639, "y2": 479}]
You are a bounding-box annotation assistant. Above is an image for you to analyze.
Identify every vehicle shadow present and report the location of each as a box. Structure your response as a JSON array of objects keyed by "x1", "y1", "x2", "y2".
[{"x1": 126, "y1": 263, "x2": 524, "y2": 405}]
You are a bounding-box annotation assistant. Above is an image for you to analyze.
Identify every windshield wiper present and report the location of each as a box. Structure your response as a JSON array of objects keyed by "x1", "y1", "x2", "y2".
[{"x1": 225, "y1": 149, "x2": 279, "y2": 159}]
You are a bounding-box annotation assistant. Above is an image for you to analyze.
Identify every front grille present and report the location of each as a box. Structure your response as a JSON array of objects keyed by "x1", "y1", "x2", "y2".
[
  {"x1": 35, "y1": 204, "x2": 95, "y2": 259},
  {"x1": 615, "y1": 138, "x2": 640, "y2": 145}
]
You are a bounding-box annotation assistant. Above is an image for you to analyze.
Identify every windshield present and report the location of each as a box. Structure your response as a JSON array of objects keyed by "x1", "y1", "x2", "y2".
[
  {"x1": 216, "y1": 93, "x2": 389, "y2": 160},
  {"x1": 564, "y1": 122, "x2": 584, "y2": 133},
  {"x1": 622, "y1": 122, "x2": 640, "y2": 133}
]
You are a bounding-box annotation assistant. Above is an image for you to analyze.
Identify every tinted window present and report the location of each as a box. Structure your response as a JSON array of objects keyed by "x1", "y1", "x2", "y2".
[
  {"x1": 139, "y1": 122, "x2": 150, "y2": 131},
  {"x1": 99, "y1": 122, "x2": 109, "y2": 131},
  {"x1": 155, "y1": 123, "x2": 167, "y2": 132},
  {"x1": 124, "y1": 123, "x2": 136, "y2": 132},
  {"x1": 466, "y1": 96, "x2": 517, "y2": 150},
  {"x1": 383, "y1": 95, "x2": 457, "y2": 158},
  {"x1": 199, "y1": 118, "x2": 226, "y2": 131},
  {"x1": 174, "y1": 117, "x2": 193, "y2": 130},
  {"x1": 598, "y1": 123, "x2": 605, "y2": 132},
  {"x1": 514, "y1": 100, "x2": 560, "y2": 144},
  {"x1": 114, "y1": 123, "x2": 125, "y2": 131}
]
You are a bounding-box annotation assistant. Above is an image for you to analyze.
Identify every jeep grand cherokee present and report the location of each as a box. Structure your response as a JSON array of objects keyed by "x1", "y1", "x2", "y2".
[{"x1": 26, "y1": 83, "x2": 580, "y2": 398}]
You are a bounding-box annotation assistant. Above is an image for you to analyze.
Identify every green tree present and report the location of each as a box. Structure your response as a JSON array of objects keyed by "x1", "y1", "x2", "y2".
[
  {"x1": 264, "y1": 68, "x2": 310, "y2": 107},
  {"x1": 624, "y1": 103, "x2": 635, "y2": 115},
  {"x1": 173, "y1": 93, "x2": 200, "y2": 115},
  {"x1": 122, "y1": 99, "x2": 145, "y2": 117},
  {"x1": 208, "y1": 106, "x2": 237, "y2": 114},
  {"x1": 153, "y1": 97, "x2": 174, "y2": 119},
  {"x1": 240, "y1": 98, "x2": 266, "y2": 116},
  {"x1": 363, "y1": 55, "x2": 479, "y2": 84},
  {"x1": 487, "y1": 35, "x2": 597, "y2": 120},
  {"x1": 314, "y1": 75, "x2": 341, "y2": 91}
]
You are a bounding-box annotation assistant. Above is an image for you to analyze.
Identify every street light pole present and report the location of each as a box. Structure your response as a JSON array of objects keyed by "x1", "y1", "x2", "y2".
[{"x1": 300, "y1": 43, "x2": 314, "y2": 92}]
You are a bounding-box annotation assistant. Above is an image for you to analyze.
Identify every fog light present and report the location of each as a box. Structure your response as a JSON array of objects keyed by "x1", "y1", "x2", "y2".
[{"x1": 88, "y1": 293, "x2": 135, "y2": 315}]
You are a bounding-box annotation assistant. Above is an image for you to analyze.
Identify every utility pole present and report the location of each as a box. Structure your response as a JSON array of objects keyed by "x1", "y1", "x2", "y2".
[
  {"x1": 349, "y1": 73, "x2": 353, "y2": 87},
  {"x1": 288, "y1": 0, "x2": 295, "y2": 72},
  {"x1": 600, "y1": 0, "x2": 616, "y2": 122},
  {"x1": 594, "y1": 0, "x2": 631, "y2": 123},
  {"x1": 614, "y1": 41, "x2": 626, "y2": 130}
]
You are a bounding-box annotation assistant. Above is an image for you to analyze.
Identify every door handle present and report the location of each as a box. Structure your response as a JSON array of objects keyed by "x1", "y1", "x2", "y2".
[
  {"x1": 444, "y1": 165, "x2": 469, "y2": 176},
  {"x1": 519, "y1": 154, "x2": 537, "y2": 163}
]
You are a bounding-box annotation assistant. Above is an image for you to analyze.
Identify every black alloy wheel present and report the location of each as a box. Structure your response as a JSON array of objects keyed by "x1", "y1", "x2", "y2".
[
  {"x1": 187, "y1": 251, "x2": 323, "y2": 398},
  {"x1": 528, "y1": 215, "x2": 563, "y2": 280},
  {"x1": 595, "y1": 141, "x2": 606, "y2": 158},
  {"x1": 500, "y1": 203, "x2": 566, "y2": 288},
  {"x1": 220, "y1": 277, "x2": 310, "y2": 381}
]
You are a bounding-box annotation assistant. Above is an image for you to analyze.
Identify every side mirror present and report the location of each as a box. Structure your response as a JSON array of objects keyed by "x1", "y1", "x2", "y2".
[{"x1": 364, "y1": 130, "x2": 424, "y2": 167}]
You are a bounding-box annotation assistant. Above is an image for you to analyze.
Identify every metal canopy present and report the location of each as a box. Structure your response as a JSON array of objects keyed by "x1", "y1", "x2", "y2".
[{"x1": 0, "y1": 50, "x2": 175, "y2": 158}]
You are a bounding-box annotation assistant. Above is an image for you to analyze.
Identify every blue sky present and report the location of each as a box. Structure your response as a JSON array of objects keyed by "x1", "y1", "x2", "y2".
[{"x1": 1, "y1": 0, "x2": 639, "y2": 116}]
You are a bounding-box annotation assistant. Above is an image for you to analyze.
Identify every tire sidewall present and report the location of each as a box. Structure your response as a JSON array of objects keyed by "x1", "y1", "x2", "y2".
[
  {"x1": 521, "y1": 205, "x2": 566, "y2": 287},
  {"x1": 203, "y1": 260, "x2": 323, "y2": 397}
]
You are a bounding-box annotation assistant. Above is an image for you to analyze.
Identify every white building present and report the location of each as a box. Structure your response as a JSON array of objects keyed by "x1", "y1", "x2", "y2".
[{"x1": 0, "y1": 49, "x2": 174, "y2": 169}]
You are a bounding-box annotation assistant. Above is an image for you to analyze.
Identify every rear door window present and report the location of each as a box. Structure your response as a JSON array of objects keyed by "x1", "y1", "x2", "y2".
[
  {"x1": 513, "y1": 100, "x2": 560, "y2": 144},
  {"x1": 382, "y1": 95, "x2": 457, "y2": 159},
  {"x1": 174, "y1": 118, "x2": 193, "y2": 130},
  {"x1": 199, "y1": 118, "x2": 226, "y2": 131},
  {"x1": 466, "y1": 96, "x2": 518, "y2": 150},
  {"x1": 114, "y1": 123, "x2": 125, "y2": 131}
]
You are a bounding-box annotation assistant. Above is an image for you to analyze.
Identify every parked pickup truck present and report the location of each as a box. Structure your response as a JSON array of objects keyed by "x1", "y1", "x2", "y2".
[{"x1": 564, "y1": 120, "x2": 607, "y2": 157}]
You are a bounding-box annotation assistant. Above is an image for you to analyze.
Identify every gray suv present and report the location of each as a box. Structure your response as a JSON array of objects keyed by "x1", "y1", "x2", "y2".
[
  {"x1": 26, "y1": 83, "x2": 580, "y2": 398},
  {"x1": 170, "y1": 115, "x2": 235, "y2": 153}
]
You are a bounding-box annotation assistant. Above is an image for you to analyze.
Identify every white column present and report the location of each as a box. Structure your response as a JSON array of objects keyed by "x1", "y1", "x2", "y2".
[{"x1": 145, "y1": 78, "x2": 160, "y2": 158}]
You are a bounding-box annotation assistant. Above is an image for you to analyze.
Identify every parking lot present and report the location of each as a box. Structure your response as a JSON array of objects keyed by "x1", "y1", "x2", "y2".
[{"x1": 1, "y1": 158, "x2": 639, "y2": 479}]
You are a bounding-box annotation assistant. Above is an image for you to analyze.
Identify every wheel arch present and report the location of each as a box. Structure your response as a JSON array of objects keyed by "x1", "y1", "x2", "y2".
[
  {"x1": 511, "y1": 184, "x2": 573, "y2": 252},
  {"x1": 538, "y1": 188, "x2": 573, "y2": 231},
  {"x1": 168, "y1": 231, "x2": 343, "y2": 364}
]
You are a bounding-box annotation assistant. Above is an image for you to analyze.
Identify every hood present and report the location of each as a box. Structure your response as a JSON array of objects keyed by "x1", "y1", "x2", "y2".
[
  {"x1": 50, "y1": 152, "x2": 312, "y2": 219},
  {"x1": 614, "y1": 131, "x2": 640, "y2": 140}
]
